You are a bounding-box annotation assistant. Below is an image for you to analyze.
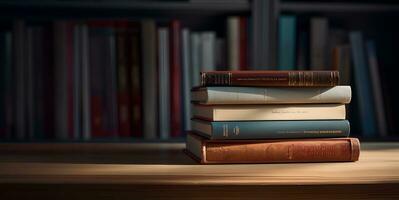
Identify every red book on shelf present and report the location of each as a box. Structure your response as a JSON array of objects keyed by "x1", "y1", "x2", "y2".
[
  {"x1": 129, "y1": 22, "x2": 143, "y2": 137},
  {"x1": 169, "y1": 20, "x2": 182, "y2": 137},
  {"x1": 115, "y1": 21, "x2": 132, "y2": 137},
  {"x1": 239, "y1": 17, "x2": 248, "y2": 70}
]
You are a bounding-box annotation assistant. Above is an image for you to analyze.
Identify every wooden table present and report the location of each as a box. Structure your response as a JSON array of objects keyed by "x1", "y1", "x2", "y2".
[{"x1": 0, "y1": 142, "x2": 398, "y2": 199}]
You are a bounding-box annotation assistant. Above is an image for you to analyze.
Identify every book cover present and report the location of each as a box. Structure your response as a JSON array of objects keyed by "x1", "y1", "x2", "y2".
[
  {"x1": 349, "y1": 32, "x2": 377, "y2": 137},
  {"x1": 186, "y1": 132, "x2": 360, "y2": 164},
  {"x1": 278, "y1": 15, "x2": 296, "y2": 70},
  {"x1": 158, "y1": 27, "x2": 170, "y2": 140},
  {"x1": 169, "y1": 20, "x2": 183, "y2": 137},
  {"x1": 191, "y1": 86, "x2": 351, "y2": 105},
  {"x1": 192, "y1": 119, "x2": 350, "y2": 140},
  {"x1": 141, "y1": 20, "x2": 158, "y2": 140},
  {"x1": 200, "y1": 70, "x2": 339, "y2": 87},
  {"x1": 193, "y1": 104, "x2": 346, "y2": 121}
]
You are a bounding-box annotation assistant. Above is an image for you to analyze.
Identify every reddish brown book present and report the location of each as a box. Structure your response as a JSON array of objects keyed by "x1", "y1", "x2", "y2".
[
  {"x1": 239, "y1": 17, "x2": 248, "y2": 70},
  {"x1": 169, "y1": 20, "x2": 182, "y2": 137},
  {"x1": 185, "y1": 132, "x2": 360, "y2": 164},
  {"x1": 115, "y1": 21, "x2": 132, "y2": 137},
  {"x1": 200, "y1": 70, "x2": 339, "y2": 87}
]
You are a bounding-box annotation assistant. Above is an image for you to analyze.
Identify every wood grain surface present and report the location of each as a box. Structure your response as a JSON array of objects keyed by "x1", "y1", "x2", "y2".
[{"x1": 0, "y1": 142, "x2": 398, "y2": 199}]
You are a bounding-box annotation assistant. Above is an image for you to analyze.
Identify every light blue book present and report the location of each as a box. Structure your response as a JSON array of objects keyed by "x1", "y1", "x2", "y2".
[
  {"x1": 278, "y1": 15, "x2": 296, "y2": 70},
  {"x1": 349, "y1": 31, "x2": 377, "y2": 137}
]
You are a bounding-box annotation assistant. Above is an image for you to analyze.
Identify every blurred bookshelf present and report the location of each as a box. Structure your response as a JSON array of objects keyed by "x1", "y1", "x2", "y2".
[{"x1": 0, "y1": 0, "x2": 398, "y2": 143}]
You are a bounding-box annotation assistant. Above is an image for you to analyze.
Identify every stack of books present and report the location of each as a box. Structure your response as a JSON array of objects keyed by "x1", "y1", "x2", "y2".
[{"x1": 185, "y1": 70, "x2": 360, "y2": 164}]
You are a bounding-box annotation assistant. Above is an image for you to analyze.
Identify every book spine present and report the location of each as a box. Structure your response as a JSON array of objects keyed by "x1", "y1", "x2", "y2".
[
  {"x1": 310, "y1": 17, "x2": 328, "y2": 70},
  {"x1": 158, "y1": 27, "x2": 170, "y2": 140},
  {"x1": 169, "y1": 20, "x2": 182, "y2": 137},
  {"x1": 227, "y1": 16, "x2": 240, "y2": 70},
  {"x1": 193, "y1": 104, "x2": 346, "y2": 121},
  {"x1": 239, "y1": 17, "x2": 248, "y2": 70},
  {"x1": 193, "y1": 86, "x2": 351, "y2": 104},
  {"x1": 26, "y1": 27, "x2": 34, "y2": 139},
  {"x1": 278, "y1": 15, "x2": 296, "y2": 70},
  {"x1": 203, "y1": 138, "x2": 360, "y2": 163},
  {"x1": 105, "y1": 26, "x2": 118, "y2": 138},
  {"x1": 200, "y1": 32, "x2": 216, "y2": 71},
  {"x1": 0, "y1": 32, "x2": 7, "y2": 137},
  {"x1": 13, "y1": 20, "x2": 27, "y2": 140},
  {"x1": 366, "y1": 40, "x2": 387, "y2": 137},
  {"x1": 349, "y1": 32, "x2": 377, "y2": 137},
  {"x1": 73, "y1": 24, "x2": 82, "y2": 140},
  {"x1": 203, "y1": 120, "x2": 350, "y2": 140},
  {"x1": 200, "y1": 71, "x2": 339, "y2": 87},
  {"x1": 81, "y1": 24, "x2": 91, "y2": 140},
  {"x1": 4, "y1": 31, "x2": 12, "y2": 139},
  {"x1": 66, "y1": 22, "x2": 75, "y2": 140},
  {"x1": 116, "y1": 22, "x2": 132, "y2": 137},
  {"x1": 54, "y1": 21, "x2": 69, "y2": 140},
  {"x1": 190, "y1": 33, "x2": 201, "y2": 86},
  {"x1": 141, "y1": 20, "x2": 157, "y2": 139},
  {"x1": 130, "y1": 23, "x2": 142, "y2": 137},
  {"x1": 181, "y1": 28, "x2": 191, "y2": 132}
]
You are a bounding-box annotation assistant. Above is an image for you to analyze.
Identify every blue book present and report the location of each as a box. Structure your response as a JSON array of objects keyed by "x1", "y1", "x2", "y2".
[
  {"x1": 278, "y1": 15, "x2": 296, "y2": 70},
  {"x1": 192, "y1": 119, "x2": 350, "y2": 140},
  {"x1": 349, "y1": 31, "x2": 377, "y2": 137}
]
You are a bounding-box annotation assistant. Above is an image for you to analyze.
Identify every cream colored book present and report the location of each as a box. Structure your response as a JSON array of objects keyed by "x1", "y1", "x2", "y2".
[
  {"x1": 191, "y1": 86, "x2": 351, "y2": 104},
  {"x1": 192, "y1": 104, "x2": 346, "y2": 121}
]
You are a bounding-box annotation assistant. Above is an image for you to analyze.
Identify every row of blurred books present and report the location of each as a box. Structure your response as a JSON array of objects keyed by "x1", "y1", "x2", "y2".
[
  {"x1": 277, "y1": 15, "x2": 387, "y2": 138},
  {"x1": 0, "y1": 16, "x2": 250, "y2": 140}
]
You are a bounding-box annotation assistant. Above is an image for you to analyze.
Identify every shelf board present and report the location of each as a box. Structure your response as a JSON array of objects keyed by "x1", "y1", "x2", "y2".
[
  {"x1": 280, "y1": 2, "x2": 399, "y2": 13},
  {"x1": 0, "y1": 0, "x2": 250, "y2": 12}
]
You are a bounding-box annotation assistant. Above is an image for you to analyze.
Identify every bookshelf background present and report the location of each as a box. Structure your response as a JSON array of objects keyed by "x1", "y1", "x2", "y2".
[{"x1": 0, "y1": 0, "x2": 398, "y2": 142}]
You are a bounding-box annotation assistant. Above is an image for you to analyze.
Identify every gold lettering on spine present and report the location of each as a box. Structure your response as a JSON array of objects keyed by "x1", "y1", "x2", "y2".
[
  {"x1": 223, "y1": 124, "x2": 228, "y2": 137},
  {"x1": 233, "y1": 126, "x2": 240, "y2": 135}
]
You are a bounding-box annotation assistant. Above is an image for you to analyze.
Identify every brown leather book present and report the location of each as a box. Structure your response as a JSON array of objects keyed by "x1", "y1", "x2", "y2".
[
  {"x1": 200, "y1": 70, "x2": 339, "y2": 87},
  {"x1": 185, "y1": 132, "x2": 360, "y2": 164}
]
